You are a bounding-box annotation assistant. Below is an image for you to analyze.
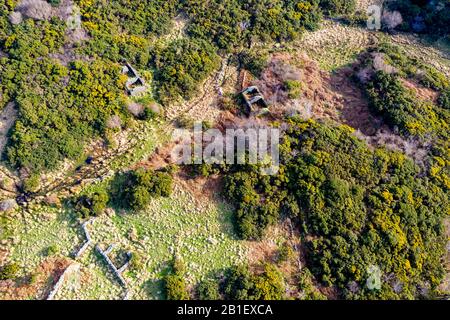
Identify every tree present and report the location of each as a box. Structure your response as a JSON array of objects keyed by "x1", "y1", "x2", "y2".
[
  {"x1": 165, "y1": 274, "x2": 189, "y2": 300},
  {"x1": 164, "y1": 257, "x2": 189, "y2": 300},
  {"x1": 129, "y1": 185, "x2": 151, "y2": 210},
  {"x1": 75, "y1": 189, "x2": 109, "y2": 218}
]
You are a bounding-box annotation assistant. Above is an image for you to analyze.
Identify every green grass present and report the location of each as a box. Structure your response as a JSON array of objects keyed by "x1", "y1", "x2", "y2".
[{"x1": 65, "y1": 184, "x2": 246, "y2": 299}]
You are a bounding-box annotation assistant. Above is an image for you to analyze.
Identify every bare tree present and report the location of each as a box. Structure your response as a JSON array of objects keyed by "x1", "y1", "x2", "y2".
[{"x1": 16, "y1": 0, "x2": 54, "y2": 21}]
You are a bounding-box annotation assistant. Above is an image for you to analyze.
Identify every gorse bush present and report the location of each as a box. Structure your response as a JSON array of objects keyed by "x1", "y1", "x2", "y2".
[
  {"x1": 0, "y1": 17, "x2": 127, "y2": 174},
  {"x1": 74, "y1": 0, "x2": 180, "y2": 67},
  {"x1": 183, "y1": 0, "x2": 322, "y2": 49},
  {"x1": 376, "y1": 43, "x2": 449, "y2": 90},
  {"x1": 366, "y1": 71, "x2": 449, "y2": 139},
  {"x1": 0, "y1": 0, "x2": 339, "y2": 175},
  {"x1": 109, "y1": 168, "x2": 173, "y2": 211},
  {"x1": 388, "y1": 0, "x2": 450, "y2": 36},
  {"x1": 0, "y1": 263, "x2": 19, "y2": 280},
  {"x1": 152, "y1": 38, "x2": 220, "y2": 104},
  {"x1": 319, "y1": 0, "x2": 356, "y2": 16}
]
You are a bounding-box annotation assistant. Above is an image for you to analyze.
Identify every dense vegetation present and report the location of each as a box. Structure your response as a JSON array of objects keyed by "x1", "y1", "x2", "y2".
[
  {"x1": 183, "y1": 0, "x2": 322, "y2": 49},
  {"x1": 366, "y1": 71, "x2": 448, "y2": 138},
  {"x1": 0, "y1": 0, "x2": 448, "y2": 301},
  {"x1": 376, "y1": 43, "x2": 449, "y2": 91},
  {"x1": 0, "y1": 263, "x2": 19, "y2": 280},
  {"x1": 202, "y1": 118, "x2": 448, "y2": 299},
  {"x1": 197, "y1": 278, "x2": 221, "y2": 300},
  {"x1": 388, "y1": 0, "x2": 450, "y2": 36},
  {"x1": 189, "y1": 42, "x2": 448, "y2": 300},
  {"x1": 195, "y1": 263, "x2": 286, "y2": 300},
  {"x1": 0, "y1": 13, "x2": 127, "y2": 174},
  {"x1": 74, "y1": 189, "x2": 109, "y2": 218},
  {"x1": 74, "y1": 0, "x2": 180, "y2": 67},
  {"x1": 152, "y1": 38, "x2": 220, "y2": 104},
  {"x1": 223, "y1": 264, "x2": 285, "y2": 300},
  {"x1": 0, "y1": 0, "x2": 331, "y2": 175}
]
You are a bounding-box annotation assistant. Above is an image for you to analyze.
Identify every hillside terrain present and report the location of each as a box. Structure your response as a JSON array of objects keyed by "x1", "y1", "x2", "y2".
[{"x1": 0, "y1": 0, "x2": 449, "y2": 300}]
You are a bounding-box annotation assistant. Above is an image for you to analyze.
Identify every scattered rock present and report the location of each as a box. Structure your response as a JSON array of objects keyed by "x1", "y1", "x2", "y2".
[
  {"x1": 16, "y1": 0, "x2": 53, "y2": 21},
  {"x1": 9, "y1": 11, "x2": 23, "y2": 25},
  {"x1": 105, "y1": 208, "x2": 115, "y2": 218}
]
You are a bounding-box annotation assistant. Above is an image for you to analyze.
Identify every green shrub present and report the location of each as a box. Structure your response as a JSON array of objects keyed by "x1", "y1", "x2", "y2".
[
  {"x1": 165, "y1": 274, "x2": 189, "y2": 300},
  {"x1": 22, "y1": 174, "x2": 40, "y2": 193},
  {"x1": 0, "y1": 263, "x2": 19, "y2": 280},
  {"x1": 153, "y1": 38, "x2": 220, "y2": 104},
  {"x1": 215, "y1": 118, "x2": 448, "y2": 299},
  {"x1": 223, "y1": 265, "x2": 255, "y2": 300},
  {"x1": 278, "y1": 242, "x2": 295, "y2": 263},
  {"x1": 298, "y1": 268, "x2": 327, "y2": 300},
  {"x1": 284, "y1": 80, "x2": 302, "y2": 99},
  {"x1": 91, "y1": 190, "x2": 109, "y2": 215},
  {"x1": 437, "y1": 88, "x2": 450, "y2": 110},
  {"x1": 110, "y1": 169, "x2": 173, "y2": 211},
  {"x1": 75, "y1": 189, "x2": 109, "y2": 218},
  {"x1": 252, "y1": 264, "x2": 285, "y2": 300},
  {"x1": 164, "y1": 257, "x2": 189, "y2": 300},
  {"x1": 48, "y1": 0, "x2": 61, "y2": 7},
  {"x1": 129, "y1": 252, "x2": 143, "y2": 272},
  {"x1": 319, "y1": 0, "x2": 356, "y2": 16},
  {"x1": 46, "y1": 245, "x2": 59, "y2": 256},
  {"x1": 223, "y1": 264, "x2": 285, "y2": 300}
]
